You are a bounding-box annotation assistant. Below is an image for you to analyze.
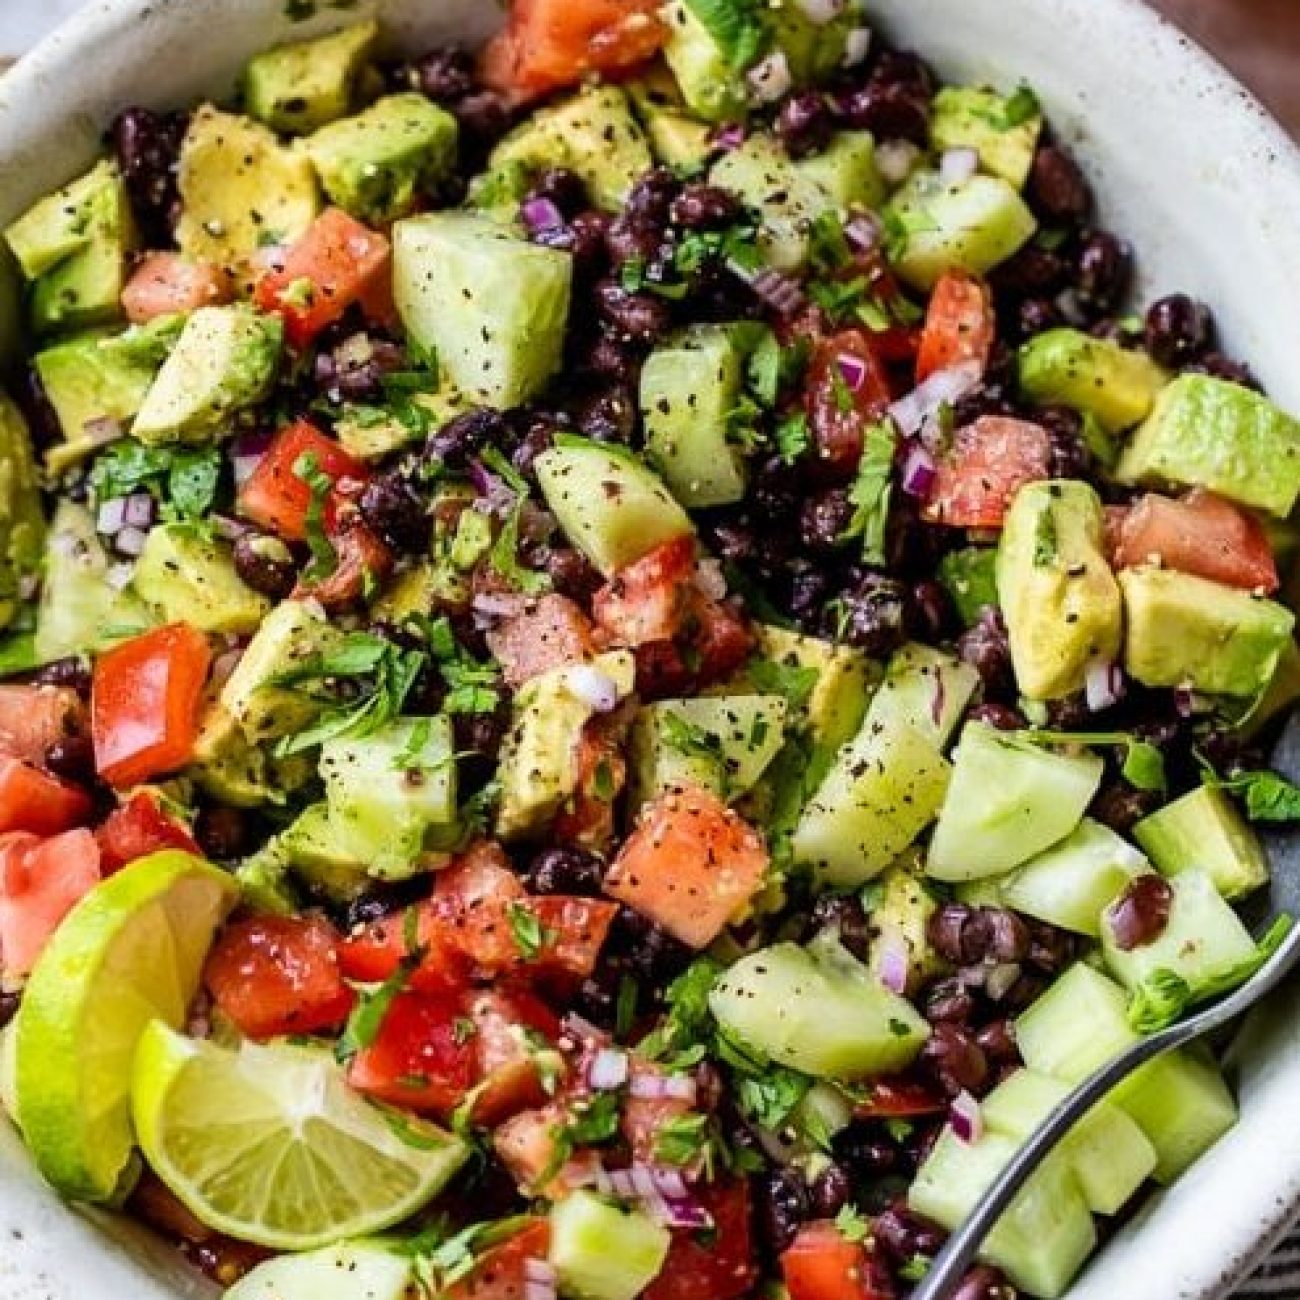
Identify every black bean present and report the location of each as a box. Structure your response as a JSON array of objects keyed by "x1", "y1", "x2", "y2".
[
  {"x1": 608, "y1": 907, "x2": 693, "y2": 983},
  {"x1": 195, "y1": 805, "x2": 251, "y2": 861},
  {"x1": 983, "y1": 909, "x2": 1031, "y2": 963},
  {"x1": 1028, "y1": 144, "x2": 1093, "y2": 223},
  {"x1": 524, "y1": 168, "x2": 589, "y2": 218},
  {"x1": 967, "y1": 702, "x2": 1024, "y2": 731},
  {"x1": 838, "y1": 80, "x2": 929, "y2": 145},
  {"x1": 921, "y1": 1023, "x2": 990, "y2": 1096},
  {"x1": 924, "y1": 977, "x2": 976, "y2": 1024},
  {"x1": 833, "y1": 1123, "x2": 901, "y2": 1180},
  {"x1": 580, "y1": 333, "x2": 641, "y2": 383},
  {"x1": 44, "y1": 735, "x2": 95, "y2": 783},
  {"x1": 34, "y1": 656, "x2": 92, "y2": 696},
  {"x1": 809, "y1": 1164, "x2": 853, "y2": 1219},
  {"x1": 810, "y1": 893, "x2": 871, "y2": 963},
  {"x1": 1189, "y1": 351, "x2": 1262, "y2": 392},
  {"x1": 1143, "y1": 294, "x2": 1212, "y2": 369},
  {"x1": 953, "y1": 382, "x2": 1016, "y2": 429},
  {"x1": 412, "y1": 48, "x2": 475, "y2": 103},
  {"x1": 451, "y1": 703, "x2": 508, "y2": 762},
  {"x1": 509, "y1": 419, "x2": 558, "y2": 482},
  {"x1": 358, "y1": 474, "x2": 430, "y2": 553},
  {"x1": 527, "y1": 847, "x2": 607, "y2": 898},
  {"x1": 574, "y1": 385, "x2": 637, "y2": 444},
  {"x1": 537, "y1": 546, "x2": 601, "y2": 603},
  {"x1": 872, "y1": 1199, "x2": 947, "y2": 1263},
  {"x1": 14, "y1": 366, "x2": 63, "y2": 452},
  {"x1": 974, "y1": 1020, "x2": 1020, "y2": 1065},
  {"x1": 758, "y1": 1168, "x2": 811, "y2": 1256},
  {"x1": 907, "y1": 580, "x2": 956, "y2": 642},
  {"x1": 626, "y1": 168, "x2": 681, "y2": 226},
  {"x1": 425, "y1": 407, "x2": 509, "y2": 471},
  {"x1": 990, "y1": 245, "x2": 1069, "y2": 298},
  {"x1": 1024, "y1": 920, "x2": 1077, "y2": 976},
  {"x1": 315, "y1": 336, "x2": 406, "y2": 403},
  {"x1": 829, "y1": 571, "x2": 909, "y2": 656},
  {"x1": 952, "y1": 1263, "x2": 1017, "y2": 1300},
  {"x1": 604, "y1": 214, "x2": 667, "y2": 269},
  {"x1": 957, "y1": 609, "x2": 1014, "y2": 698},
  {"x1": 110, "y1": 107, "x2": 187, "y2": 243},
  {"x1": 1001, "y1": 970, "x2": 1050, "y2": 1013},
  {"x1": 1106, "y1": 874, "x2": 1174, "y2": 950},
  {"x1": 775, "y1": 91, "x2": 834, "y2": 158},
  {"x1": 1018, "y1": 296, "x2": 1064, "y2": 339},
  {"x1": 670, "y1": 184, "x2": 740, "y2": 231},
  {"x1": 1090, "y1": 781, "x2": 1158, "y2": 834},
  {"x1": 545, "y1": 211, "x2": 611, "y2": 278},
  {"x1": 0, "y1": 989, "x2": 19, "y2": 1030},
  {"x1": 344, "y1": 877, "x2": 432, "y2": 932},
  {"x1": 1076, "y1": 231, "x2": 1132, "y2": 313},
  {"x1": 929, "y1": 904, "x2": 976, "y2": 965},
  {"x1": 594, "y1": 279, "x2": 672, "y2": 342},
  {"x1": 233, "y1": 532, "x2": 297, "y2": 599},
  {"x1": 783, "y1": 560, "x2": 833, "y2": 627},
  {"x1": 451, "y1": 90, "x2": 513, "y2": 150},
  {"x1": 799, "y1": 488, "x2": 854, "y2": 554}
]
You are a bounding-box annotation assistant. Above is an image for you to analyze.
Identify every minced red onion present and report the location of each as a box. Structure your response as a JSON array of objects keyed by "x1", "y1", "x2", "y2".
[
  {"x1": 747, "y1": 51, "x2": 793, "y2": 103},
  {"x1": 711, "y1": 122, "x2": 746, "y2": 152},
  {"x1": 749, "y1": 268, "x2": 807, "y2": 318},
  {"x1": 115, "y1": 525, "x2": 149, "y2": 558},
  {"x1": 212, "y1": 514, "x2": 250, "y2": 542},
  {"x1": 629, "y1": 1072, "x2": 698, "y2": 1104},
  {"x1": 795, "y1": 0, "x2": 844, "y2": 24},
  {"x1": 471, "y1": 590, "x2": 530, "y2": 620},
  {"x1": 524, "y1": 1259, "x2": 558, "y2": 1300},
  {"x1": 96, "y1": 497, "x2": 128, "y2": 537},
  {"x1": 844, "y1": 211, "x2": 882, "y2": 253},
  {"x1": 565, "y1": 665, "x2": 621, "y2": 714},
  {"x1": 211, "y1": 649, "x2": 244, "y2": 692},
  {"x1": 694, "y1": 557, "x2": 728, "y2": 602},
  {"x1": 105, "y1": 562, "x2": 135, "y2": 592},
  {"x1": 601, "y1": 1165, "x2": 715, "y2": 1230},
  {"x1": 950, "y1": 1090, "x2": 984, "y2": 1145},
  {"x1": 522, "y1": 197, "x2": 565, "y2": 234},
  {"x1": 588, "y1": 1047, "x2": 630, "y2": 1091},
  {"x1": 837, "y1": 352, "x2": 869, "y2": 393},
  {"x1": 875, "y1": 932, "x2": 911, "y2": 995},
  {"x1": 562, "y1": 1013, "x2": 607, "y2": 1046},
  {"x1": 842, "y1": 26, "x2": 873, "y2": 67},
  {"x1": 123, "y1": 492, "x2": 156, "y2": 529},
  {"x1": 939, "y1": 147, "x2": 980, "y2": 187},
  {"x1": 899, "y1": 441, "x2": 938, "y2": 499},
  {"x1": 81, "y1": 415, "x2": 124, "y2": 446},
  {"x1": 888, "y1": 362, "x2": 983, "y2": 439},
  {"x1": 875, "y1": 140, "x2": 921, "y2": 185},
  {"x1": 931, "y1": 673, "x2": 947, "y2": 731},
  {"x1": 1085, "y1": 658, "x2": 1124, "y2": 712}
]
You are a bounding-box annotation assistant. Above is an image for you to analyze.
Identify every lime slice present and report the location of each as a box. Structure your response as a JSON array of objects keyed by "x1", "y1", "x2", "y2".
[
  {"x1": 132, "y1": 1021, "x2": 471, "y2": 1250},
  {"x1": 12, "y1": 851, "x2": 237, "y2": 1202}
]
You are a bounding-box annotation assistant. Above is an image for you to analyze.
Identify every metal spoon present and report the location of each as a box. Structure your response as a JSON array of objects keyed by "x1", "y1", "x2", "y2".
[{"x1": 910, "y1": 712, "x2": 1300, "y2": 1300}]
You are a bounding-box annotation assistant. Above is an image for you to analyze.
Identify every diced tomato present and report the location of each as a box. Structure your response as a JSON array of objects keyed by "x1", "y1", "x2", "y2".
[
  {"x1": 852, "y1": 1077, "x2": 948, "y2": 1119},
  {"x1": 481, "y1": 0, "x2": 665, "y2": 99},
  {"x1": 493, "y1": 1100, "x2": 602, "y2": 1197},
  {"x1": 915, "y1": 272, "x2": 995, "y2": 384},
  {"x1": 643, "y1": 1181, "x2": 760, "y2": 1300},
  {"x1": 0, "y1": 829, "x2": 100, "y2": 978},
  {"x1": 122, "y1": 251, "x2": 233, "y2": 324},
  {"x1": 487, "y1": 594, "x2": 596, "y2": 689},
  {"x1": 203, "y1": 914, "x2": 355, "y2": 1040},
  {"x1": 0, "y1": 683, "x2": 85, "y2": 767},
  {"x1": 347, "y1": 987, "x2": 477, "y2": 1117},
  {"x1": 1110, "y1": 489, "x2": 1279, "y2": 592},
  {"x1": 442, "y1": 1220, "x2": 553, "y2": 1300},
  {"x1": 782, "y1": 1222, "x2": 895, "y2": 1300},
  {"x1": 806, "y1": 331, "x2": 896, "y2": 481},
  {"x1": 593, "y1": 536, "x2": 697, "y2": 648},
  {"x1": 0, "y1": 756, "x2": 92, "y2": 836},
  {"x1": 923, "y1": 416, "x2": 1053, "y2": 529},
  {"x1": 525, "y1": 895, "x2": 619, "y2": 981},
  {"x1": 687, "y1": 594, "x2": 754, "y2": 686},
  {"x1": 91, "y1": 624, "x2": 212, "y2": 789},
  {"x1": 633, "y1": 640, "x2": 696, "y2": 701},
  {"x1": 295, "y1": 500, "x2": 393, "y2": 611},
  {"x1": 605, "y1": 785, "x2": 769, "y2": 949},
  {"x1": 620, "y1": 1058, "x2": 699, "y2": 1170},
  {"x1": 237, "y1": 421, "x2": 366, "y2": 542},
  {"x1": 95, "y1": 792, "x2": 200, "y2": 875},
  {"x1": 553, "y1": 722, "x2": 626, "y2": 854},
  {"x1": 339, "y1": 901, "x2": 469, "y2": 996},
  {"x1": 255, "y1": 209, "x2": 391, "y2": 349},
  {"x1": 469, "y1": 986, "x2": 564, "y2": 1125}
]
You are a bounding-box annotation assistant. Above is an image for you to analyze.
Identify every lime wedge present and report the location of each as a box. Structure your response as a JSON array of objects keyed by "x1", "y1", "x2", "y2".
[
  {"x1": 12, "y1": 851, "x2": 237, "y2": 1202},
  {"x1": 132, "y1": 1021, "x2": 471, "y2": 1250}
]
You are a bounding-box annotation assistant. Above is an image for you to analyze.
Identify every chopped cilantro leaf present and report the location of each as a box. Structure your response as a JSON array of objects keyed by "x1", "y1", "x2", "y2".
[{"x1": 842, "y1": 420, "x2": 897, "y2": 564}]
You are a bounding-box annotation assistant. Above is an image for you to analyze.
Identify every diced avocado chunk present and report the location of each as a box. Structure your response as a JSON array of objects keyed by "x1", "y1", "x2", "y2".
[
  {"x1": 34, "y1": 316, "x2": 184, "y2": 468},
  {"x1": 132, "y1": 522, "x2": 269, "y2": 635},
  {"x1": 1238, "y1": 638, "x2": 1300, "y2": 740},
  {"x1": 226, "y1": 1238, "x2": 415, "y2": 1300},
  {"x1": 0, "y1": 394, "x2": 45, "y2": 632},
  {"x1": 981, "y1": 1069, "x2": 1157, "y2": 1216},
  {"x1": 1133, "y1": 784, "x2": 1269, "y2": 901},
  {"x1": 927, "y1": 722, "x2": 1104, "y2": 881},
  {"x1": 305, "y1": 94, "x2": 459, "y2": 225},
  {"x1": 1000, "y1": 819, "x2": 1149, "y2": 936},
  {"x1": 549, "y1": 1192, "x2": 671, "y2": 1300},
  {"x1": 630, "y1": 694, "x2": 787, "y2": 806},
  {"x1": 884, "y1": 170, "x2": 1037, "y2": 291},
  {"x1": 710, "y1": 937, "x2": 929, "y2": 1080},
  {"x1": 132, "y1": 306, "x2": 282, "y2": 445},
  {"x1": 1118, "y1": 567, "x2": 1294, "y2": 697},
  {"x1": 393, "y1": 212, "x2": 571, "y2": 410},
  {"x1": 1100, "y1": 868, "x2": 1258, "y2": 991},
  {"x1": 866, "y1": 858, "x2": 941, "y2": 995},
  {"x1": 996, "y1": 480, "x2": 1123, "y2": 700},
  {"x1": 490, "y1": 86, "x2": 653, "y2": 214},
  {"x1": 220, "y1": 600, "x2": 344, "y2": 743},
  {"x1": 234, "y1": 840, "x2": 301, "y2": 917},
  {"x1": 242, "y1": 21, "x2": 379, "y2": 135},
  {"x1": 5, "y1": 160, "x2": 126, "y2": 279},
  {"x1": 930, "y1": 86, "x2": 1044, "y2": 189},
  {"x1": 277, "y1": 802, "x2": 371, "y2": 902},
  {"x1": 642, "y1": 323, "x2": 758, "y2": 508},
  {"x1": 909, "y1": 1127, "x2": 1096, "y2": 1298},
  {"x1": 175, "y1": 106, "x2": 321, "y2": 275},
  {"x1": 660, "y1": 0, "x2": 751, "y2": 123},
  {"x1": 869, "y1": 643, "x2": 979, "y2": 749},
  {"x1": 792, "y1": 716, "x2": 951, "y2": 889},
  {"x1": 319, "y1": 716, "x2": 458, "y2": 880},
  {"x1": 753, "y1": 624, "x2": 877, "y2": 751},
  {"x1": 496, "y1": 652, "x2": 636, "y2": 841},
  {"x1": 34, "y1": 501, "x2": 155, "y2": 662},
  {"x1": 1018, "y1": 329, "x2": 1169, "y2": 434},
  {"x1": 187, "y1": 704, "x2": 312, "y2": 809},
  {"x1": 938, "y1": 546, "x2": 999, "y2": 627},
  {"x1": 535, "y1": 438, "x2": 694, "y2": 577},
  {"x1": 626, "y1": 68, "x2": 714, "y2": 169},
  {"x1": 1115, "y1": 373, "x2": 1300, "y2": 516},
  {"x1": 710, "y1": 131, "x2": 884, "y2": 271}
]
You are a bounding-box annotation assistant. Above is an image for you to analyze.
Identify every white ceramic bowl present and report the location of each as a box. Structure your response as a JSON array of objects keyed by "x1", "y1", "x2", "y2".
[{"x1": 2, "y1": 2, "x2": 1300, "y2": 1297}]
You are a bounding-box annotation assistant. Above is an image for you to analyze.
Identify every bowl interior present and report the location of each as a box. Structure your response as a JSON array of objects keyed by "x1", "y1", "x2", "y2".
[{"x1": 2, "y1": 1, "x2": 1300, "y2": 1297}]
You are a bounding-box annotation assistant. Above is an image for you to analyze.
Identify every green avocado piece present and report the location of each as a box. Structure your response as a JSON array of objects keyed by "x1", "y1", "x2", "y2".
[
  {"x1": 35, "y1": 316, "x2": 185, "y2": 470},
  {"x1": 938, "y1": 546, "x2": 999, "y2": 627},
  {"x1": 175, "y1": 105, "x2": 321, "y2": 275},
  {"x1": 132, "y1": 305, "x2": 283, "y2": 445},
  {"x1": 1115, "y1": 373, "x2": 1300, "y2": 517},
  {"x1": 866, "y1": 858, "x2": 942, "y2": 995},
  {"x1": 393, "y1": 212, "x2": 572, "y2": 410},
  {"x1": 1118, "y1": 566, "x2": 1294, "y2": 696},
  {"x1": 642, "y1": 323, "x2": 760, "y2": 508},
  {"x1": 21, "y1": 162, "x2": 137, "y2": 338},
  {"x1": 535, "y1": 437, "x2": 694, "y2": 577},
  {"x1": 997, "y1": 479, "x2": 1123, "y2": 700},
  {"x1": 305, "y1": 93, "x2": 459, "y2": 225},
  {"x1": 233, "y1": 839, "x2": 300, "y2": 916},
  {"x1": 1133, "y1": 784, "x2": 1269, "y2": 901},
  {"x1": 219, "y1": 600, "x2": 345, "y2": 743},
  {"x1": 884, "y1": 170, "x2": 1037, "y2": 291},
  {"x1": 242, "y1": 20, "x2": 379, "y2": 135},
  {"x1": 495, "y1": 652, "x2": 636, "y2": 841},
  {"x1": 930, "y1": 86, "x2": 1044, "y2": 189},
  {"x1": 131, "y1": 522, "x2": 270, "y2": 635},
  {"x1": 626, "y1": 68, "x2": 715, "y2": 170},
  {"x1": 489, "y1": 86, "x2": 653, "y2": 214},
  {"x1": 660, "y1": 0, "x2": 751, "y2": 124},
  {"x1": 1018, "y1": 329, "x2": 1169, "y2": 434},
  {"x1": 187, "y1": 704, "x2": 313, "y2": 809},
  {"x1": 0, "y1": 394, "x2": 45, "y2": 632},
  {"x1": 277, "y1": 802, "x2": 372, "y2": 902}
]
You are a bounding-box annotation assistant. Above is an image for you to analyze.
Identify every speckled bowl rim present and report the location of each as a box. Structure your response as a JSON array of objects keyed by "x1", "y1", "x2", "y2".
[{"x1": 1, "y1": 2, "x2": 1300, "y2": 1298}]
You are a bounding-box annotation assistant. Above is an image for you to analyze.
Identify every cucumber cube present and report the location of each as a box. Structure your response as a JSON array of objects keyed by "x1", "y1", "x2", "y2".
[
  {"x1": 909, "y1": 1128, "x2": 1096, "y2": 1298},
  {"x1": 869, "y1": 643, "x2": 980, "y2": 749},
  {"x1": 1000, "y1": 819, "x2": 1149, "y2": 936},
  {"x1": 926, "y1": 723, "x2": 1104, "y2": 881},
  {"x1": 709, "y1": 940, "x2": 929, "y2": 1081},
  {"x1": 1015, "y1": 963, "x2": 1137, "y2": 1083},
  {"x1": 226, "y1": 1240, "x2": 414, "y2": 1300},
  {"x1": 548, "y1": 1192, "x2": 670, "y2": 1300}
]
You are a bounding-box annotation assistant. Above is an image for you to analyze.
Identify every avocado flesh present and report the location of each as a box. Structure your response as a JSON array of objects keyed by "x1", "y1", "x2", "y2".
[
  {"x1": 930, "y1": 85, "x2": 1044, "y2": 189},
  {"x1": 132, "y1": 522, "x2": 269, "y2": 635},
  {"x1": 242, "y1": 20, "x2": 379, "y2": 135},
  {"x1": 187, "y1": 704, "x2": 312, "y2": 810},
  {"x1": 0, "y1": 394, "x2": 45, "y2": 632},
  {"x1": 865, "y1": 857, "x2": 941, "y2": 995},
  {"x1": 306, "y1": 93, "x2": 459, "y2": 225},
  {"x1": 625, "y1": 68, "x2": 714, "y2": 169}
]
